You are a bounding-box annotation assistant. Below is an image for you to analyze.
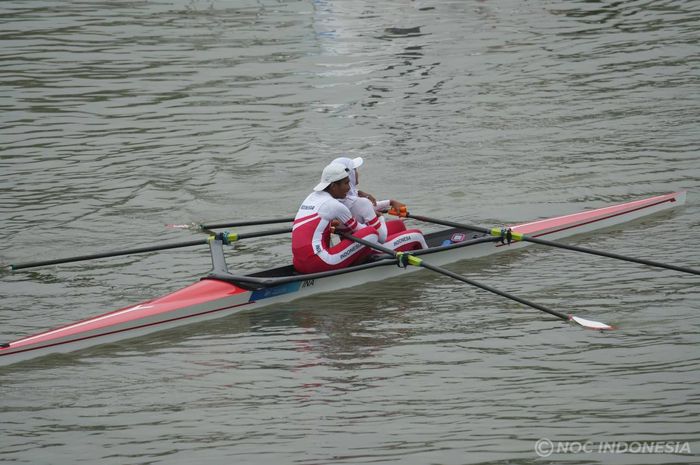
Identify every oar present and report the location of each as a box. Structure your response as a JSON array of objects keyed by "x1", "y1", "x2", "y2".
[
  {"x1": 341, "y1": 233, "x2": 613, "y2": 330},
  {"x1": 167, "y1": 216, "x2": 295, "y2": 232},
  {"x1": 8, "y1": 227, "x2": 292, "y2": 271},
  {"x1": 400, "y1": 213, "x2": 700, "y2": 276}
]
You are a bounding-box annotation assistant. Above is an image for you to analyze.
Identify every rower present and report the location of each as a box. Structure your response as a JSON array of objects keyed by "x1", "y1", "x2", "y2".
[
  {"x1": 292, "y1": 162, "x2": 427, "y2": 274},
  {"x1": 331, "y1": 156, "x2": 425, "y2": 244}
]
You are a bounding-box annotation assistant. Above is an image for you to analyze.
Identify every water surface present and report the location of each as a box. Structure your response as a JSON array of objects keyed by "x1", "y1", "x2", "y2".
[{"x1": 1, "y1": 0, "x2": 698, "y2": 463}]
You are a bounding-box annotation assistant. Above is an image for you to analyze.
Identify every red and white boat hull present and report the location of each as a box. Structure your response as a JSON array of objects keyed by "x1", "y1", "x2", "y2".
[{"x1": 0, "y1": 191, "x2": 686, "y2": 367}]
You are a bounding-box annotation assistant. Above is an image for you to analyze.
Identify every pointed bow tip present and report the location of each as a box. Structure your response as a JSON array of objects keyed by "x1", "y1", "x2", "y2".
[{"x1": 569, "y1": 315, "x2": 615, "y2": 330}]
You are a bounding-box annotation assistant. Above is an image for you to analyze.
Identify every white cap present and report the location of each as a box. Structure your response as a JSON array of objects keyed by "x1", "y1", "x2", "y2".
[
  {"x1": 332, "y1": 156, "x2": 363, "y2": 170},
  {"x1": 313, "y1": 162, "x2": 351, "y2": 192},
  {"x1": 331, "y1": 157, "x2": 363, "y2": 196}
]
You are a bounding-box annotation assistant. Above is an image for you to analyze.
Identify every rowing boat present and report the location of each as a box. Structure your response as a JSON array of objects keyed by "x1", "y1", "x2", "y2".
[{"x1": 0, "y1": 191, "x2": 686, "y2": 367}]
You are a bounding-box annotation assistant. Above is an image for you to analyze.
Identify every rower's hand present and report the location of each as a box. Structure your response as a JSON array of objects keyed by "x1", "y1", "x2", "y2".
[
  {"x1": 387, "y1": 200, "x2": 407, "y2": 217},
  {"x1": 330, "y1": 219, "x2": 340, "y2": 233},
  {"x1": 358, "y1": 190, "x2": 377, "y2": 205}
]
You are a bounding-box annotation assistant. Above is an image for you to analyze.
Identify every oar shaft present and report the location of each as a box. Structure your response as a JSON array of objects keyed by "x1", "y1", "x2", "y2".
[
  {"x1": 202, "y1": 217, "x2": 294, "y2": 229},
  {"x1": 9, "y1": 239, "x2": 207, "y2": 270},
  {"x1": 407, "y1": 213, "x2": 490, "y2": 234},
  {"x1": 406, "y1": 214, "x2": 699, "y2": 276},
  {"x1": 235, "y1": 226, "x2": 292, "y2": 240},
  {"x1": 341, "y1": 232, "x2": 569, "y2": 322},
  {"x1": 522, "y1": 235, "x2": 700, "y2": 276},
  {"x1": 418, "y1": 261, "x2": 568, "y2": 321},
  {"x1": 9, "y1": 227, "x2": 292, "y2": 271}
]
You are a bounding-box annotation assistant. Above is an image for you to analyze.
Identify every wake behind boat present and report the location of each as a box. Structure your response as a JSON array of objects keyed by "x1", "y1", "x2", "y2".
[{"x1": 0, "y1": 191, "x2": 690, "y2": 367}]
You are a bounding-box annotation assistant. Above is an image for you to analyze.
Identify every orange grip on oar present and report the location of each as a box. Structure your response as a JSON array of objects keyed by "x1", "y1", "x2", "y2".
[{"x1": 388, "y1": 206, "x2": 408, "y2": 217}]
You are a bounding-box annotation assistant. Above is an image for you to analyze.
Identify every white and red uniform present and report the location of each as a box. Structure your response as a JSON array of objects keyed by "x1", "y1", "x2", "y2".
[
  {"x1": 331, "y1": 156, "x2": 422, "y2": 244},
  {"x1": 292, "y1": 191, "x2": 427, "y2": 274},
  {"x1": 293, "y1": 191, "x2": 378, "y2": 273}
]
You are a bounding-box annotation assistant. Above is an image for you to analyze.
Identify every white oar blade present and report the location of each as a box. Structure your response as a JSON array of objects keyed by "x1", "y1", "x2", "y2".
[{"x1": 570, "y1": 315, "x2": 614, "y2": 330}]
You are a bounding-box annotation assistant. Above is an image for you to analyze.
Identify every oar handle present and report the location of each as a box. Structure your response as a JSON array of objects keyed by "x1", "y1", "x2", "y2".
[{"x1": 339, "y1": 232, "x2": 396, "y2": 257}]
